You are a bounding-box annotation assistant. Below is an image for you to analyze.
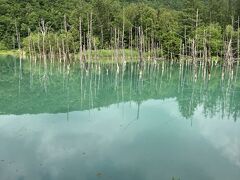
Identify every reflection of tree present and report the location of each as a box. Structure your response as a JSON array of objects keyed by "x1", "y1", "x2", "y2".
[{"x1": 0, "y1": 57, "x2": 239, "y2": 121}]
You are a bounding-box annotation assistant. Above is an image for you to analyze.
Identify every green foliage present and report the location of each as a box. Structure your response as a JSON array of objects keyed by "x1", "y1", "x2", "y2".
[
  {"x1": 22, "y1": 32, "x2": 77, "y2": 53},
  {"x1": 0, "y1": 0, "x2": 240, "y2": 56},
  {"x1": 125, "y1": 3, "x2": 157, "y2": 30},
  {"x1": 0, "y1": 41, "x2": 7, "y2": 50},
  {"x1": 195, "y1": 24, "x2": 223, "y2": 56},
  {"x1": 225, "y1": 25, "x2": 234, "y2": 39},
  {"x1": 155, "y1": 9, "x2": 181, "y2": 56}
]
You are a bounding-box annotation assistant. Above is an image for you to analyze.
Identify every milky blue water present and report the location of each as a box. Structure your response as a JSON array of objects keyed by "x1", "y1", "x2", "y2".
[{"x1": 0, "y1": 56, "x2": 240, "y2": 180}]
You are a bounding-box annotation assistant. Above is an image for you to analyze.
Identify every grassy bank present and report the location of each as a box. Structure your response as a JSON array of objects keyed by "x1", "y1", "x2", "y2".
[
  {"x1": 0, "y1": 49, "x2": 141, "y2": 62},
  {"x1": 0, "y1": 49, "x2": 224, "y2": 64},
  {"x1": 0, "y1": 50, "x2": 19, "y2": 56}
]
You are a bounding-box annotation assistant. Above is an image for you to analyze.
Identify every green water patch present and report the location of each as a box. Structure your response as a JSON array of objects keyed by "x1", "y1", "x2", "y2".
[{"x1": 0, "y1": 56, "x2": 240, "y2": 180}]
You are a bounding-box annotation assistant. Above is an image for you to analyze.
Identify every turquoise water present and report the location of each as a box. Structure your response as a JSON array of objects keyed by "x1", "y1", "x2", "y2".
[{"x1": 0, "y1": 55, "x2": 240, "y2": 180}]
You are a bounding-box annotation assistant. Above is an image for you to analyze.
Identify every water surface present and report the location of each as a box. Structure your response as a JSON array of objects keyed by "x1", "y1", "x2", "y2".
[{"x1": 0, "y1": 55, "x2": 240, "y2": 180}]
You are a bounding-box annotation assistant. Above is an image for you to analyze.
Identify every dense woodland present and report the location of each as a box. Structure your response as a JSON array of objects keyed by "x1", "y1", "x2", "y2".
[{"x1": 0, "y1": 0, "x2": 240, "y2": 59}]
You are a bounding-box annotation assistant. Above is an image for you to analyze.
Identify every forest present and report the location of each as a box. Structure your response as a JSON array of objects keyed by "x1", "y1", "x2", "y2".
[
  {"x1": 0, "y1": 0, "x2": 240, "y2": 60},
  {"x1": 1, "y1": 2, "x2": 240, "y2": 179}
]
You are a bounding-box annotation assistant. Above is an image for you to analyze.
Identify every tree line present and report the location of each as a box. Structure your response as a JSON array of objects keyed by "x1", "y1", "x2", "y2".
[{"x1": 0, "y1": 0, "x2": 240, "y2": 59}]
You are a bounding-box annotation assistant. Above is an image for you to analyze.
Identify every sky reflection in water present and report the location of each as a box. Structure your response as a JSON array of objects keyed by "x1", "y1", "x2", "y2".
[{"x1": 0, "y1": 56, "x2": 240, "y2": 180}]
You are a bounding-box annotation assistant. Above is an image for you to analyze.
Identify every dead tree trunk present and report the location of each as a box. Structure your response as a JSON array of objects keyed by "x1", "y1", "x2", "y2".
[
  {"x1": 39, "y1": 19, "x2": 48, "y2": 67},
  {"x1": 15, "y1": 20, "x2": 21, "y2": 56},
  {"x1": 138, "y1": 26, "x2": 143, "y2": 65},
  {"x1": 79, "y1": 17, "x2": 83, "y2": 63},
  {"x1": 122, "y1": 10, "x2": 125, "y2": 63},
  {"x1": 238, "y1": 16, "x2": 240, "y2": 64}
]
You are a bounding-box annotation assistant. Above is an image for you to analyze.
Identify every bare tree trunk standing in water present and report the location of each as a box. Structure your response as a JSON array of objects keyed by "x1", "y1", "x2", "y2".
[
  {"x1": 130, "y1": 28, "x2": 133, "y2": 61},
  {"x1": 64, "y1": 15, "x2": 69, "y2": 61},
  {"x1": 122, "y1": 8, "x2": 125, "y2": 63},
  {"x1": 114, "y1": 28, "x2": 117, "y2": 63},
  {"x1": 238, "y1": 16, "x2": 240, "y2": 65},
  {"x1": 15, "y1": 20, "x2": 21, "y2": 57},
  {"x1": 79, "y1": 17, "x2": 83, "y2": 63},
  {"x1": 184, "y1": 26, "x2": 187, "y2": 58},
  {"x1": 39, "y1": 19, "x2": 48, "y2": 68},
  {"x1": 225, "y1": 17, "x2": 234, "y2": 67},
  {"x1": 138, "y1": 26, "x2": 143, "y2": 67},
  {"x1": 193, "y1": 9, "x2": 199, "y2": 81},
  {"x1": 28, "y1": 28, "x2": 32, "y2": 60},
  {"x1": 87, "y1": 12, "x2": 93, "y2": 64}
]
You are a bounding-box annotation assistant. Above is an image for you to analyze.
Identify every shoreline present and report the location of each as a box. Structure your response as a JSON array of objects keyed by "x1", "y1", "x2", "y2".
[{"x1": 0, "y1": 50, "x2": 19, "y2": 56}]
